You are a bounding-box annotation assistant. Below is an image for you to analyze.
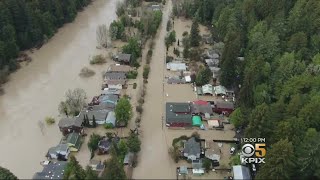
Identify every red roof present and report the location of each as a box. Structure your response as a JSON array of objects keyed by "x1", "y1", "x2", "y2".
[{"x1": 193, "y1": 100, "x2": 209, "y2": 105}]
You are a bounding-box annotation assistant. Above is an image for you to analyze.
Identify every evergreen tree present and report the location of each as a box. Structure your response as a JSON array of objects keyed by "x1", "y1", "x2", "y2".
[
  {"x1": 190, "y1": 19, "x2": 200, "y2": 47},
  {"x1": 92, "y1": 115, "x2": 97, "y2": 128},
  {"x1": 102, "y1": 156, "x2": 127, "y2": 180},
  {"x1": 64, "y1": 155, "x2": 86, "y2": 180},
  {"x1": 256, "y1": 139, "x2": 296, "y2": 179}
]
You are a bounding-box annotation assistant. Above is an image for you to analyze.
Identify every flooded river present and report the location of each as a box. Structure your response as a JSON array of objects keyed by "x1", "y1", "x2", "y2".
[{"x1": 0, "y1": 0, "x2": 117, "y2": 178}]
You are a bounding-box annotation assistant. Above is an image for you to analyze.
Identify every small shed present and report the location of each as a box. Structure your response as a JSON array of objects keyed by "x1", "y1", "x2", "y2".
[
  {"x1": 192, "y1": 116, "x2": 202, "y2": 127},
  {"x1": 179, "y1": 166, "x2": 188, "y2": 175},
  {"x1": 208, "y1": 120, "x2": 220, "y2": 127}
]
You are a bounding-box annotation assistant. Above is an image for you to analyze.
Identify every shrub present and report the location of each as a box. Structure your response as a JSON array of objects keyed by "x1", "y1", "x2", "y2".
[
  {"x1": 90, "y1": 55, "x2": 106, "y2": 65},
  {"x1": 147, "y1": 49, "x2": 153, "y2": 57},
  {"x1": 149, "y1": 40, "x2": 155, "y2": 49},
  {"x1": 143, "y1": 65, "x2": 150, "y2": 79},
  {"x1": 191, "y1": 131, "x2": 200, "y2": 139},
  {"x1": 135, "y1": 116, "x2": 141, "y2": 123},
  {"x1": 136, "y1": 105, "x2": 143, "y2": 113},
  {"x1": 133, "y1": 83, "x2": 137, "y2": 89},
  {"x1": 45, "y1": 116, "x2": 55, "y2": 125},
  {"x1": 168, "y1": 147, "x2": 180, "y2": 163},
  {"x1": 166, "y1": 19, "x2": 172, "y2": 31},
  {"x1": 173, "y1": 48, "x2": 180, "y2": 56},
  {"x1": 162, "y1": 0, "x2": 166, "y2": 5},
  {"x1": 104, "y1": 123, "x2": 114, "y2": 129},
  {"x1": 138, "y1": 97, "x2": 144, "y2": 104},
  {"x1": 182, "y1": 31, "x2": 188, "y2": 36},
  {"x1": 79, "y1": 67, "x2": 95, "y2": 77},
  {"x1": 127, "y1": 71, "x2": 138, "y2": 79}
]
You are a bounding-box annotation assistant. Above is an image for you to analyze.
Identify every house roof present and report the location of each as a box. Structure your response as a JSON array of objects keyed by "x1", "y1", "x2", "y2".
[
  {"x1": 66, "y1": 132, "x2": 80, "y2": 145},
  {"x1": 179, "y1": 166, "x2": 188, "y2": 174},
  {"x1": 98, "y1": 138, "x2": 111, "y2": 150},
  {"x1": 185, "y1": 75, "x2": 191, "y2": 82},
  {"x1": 205, "y1": 59, "x2": 219, "y2": 67},
  {"x1": 79, "y1": 109, "x2": 109, "y2": 121},
  {"x1": 101, "y1": 88, "x2": 121, "y2": 95},
  {"x1": 202, "y1": 84, "x2": 213, "y2": 95},
  {"x1": 118, "y1": 54, "x2": 131, "y2": 62},
  {"x1": 193, "y1": 100, "x2": 208, "y2": 105},
  {"x1": 191, "y1": 103, "x2": 213, "y2": 114},
  {"x1": 58, "y1": 117, "x2": 83, "y2": 128},
  {"x1": 108, "y1": 64, "x2": 132, "y2": 73},
  {"x1": 167, "y1": 77, "x2": 186, "y2": 84},
  {"x1": 33, "y1": 161, "x2": 68, "y2": 179},
  {"x1": 215, "y1": 101, "x2": 234, "y2": 109},
  {"x1": 105, "y1": 79, "x2": 127, "y2": 85},
  {"x1": 233, "y1": 165, "x2": 251, "y2": 180},
  {"x1": 87, "y1": 104, "x2": 114, "y2": 111},
  {"x1": 166, "y1": 103, "x2": 192, "y2": 124},
  {"x1": 166, "y1": 62, "x2": 187, "y2": 71},
  {"x1": 106, "y1": 111, "x2": 116, "y2": 126},
  {"x1": 104, "y1": 72, "x2": 126, "y2": 80},
  {"x1": 192, "y1": 159, "x2": 203, "y2": 169},
  {"x1": 214, "y1": 85, "x2": 227, "y2": 95},
  {"x1": 206, "y1": 50, "x2": 220, "y2": 59},
  {"x1": 99, "y1": 94, "x2": 119, "y2": 104},
  {"x1": 184, "y1": 137, "x2": 201, "y2": 157}
]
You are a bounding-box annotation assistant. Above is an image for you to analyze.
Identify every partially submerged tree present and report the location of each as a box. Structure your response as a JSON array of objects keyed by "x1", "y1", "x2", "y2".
[
  {"x1": 64, "y1": 155, "x2": 86, "y2": 180},
  {"x1": 96, "y1": 24, "x2": 109, "y2": 48},
  {"x1": 127, "y1": 133, "x2": 141, "y2": 153},
  {"x1": 115, "y1": 97, "x2": 132, "y2": 126},
  {"x1": 87, "y1": 133, "x2": 101, "y2": 152},
  {"x1": 0, "y1": 166, "x2": 18, "y2": 180},
  {"x1": 59, "y1": 88, "x2": 87, "y2": 116},
  {"x1": 102, "y1": 156, "x2": 127, "y2": 180},
  {"x1": 195, "y1": 66, "x2": 212, "y2": 86}
]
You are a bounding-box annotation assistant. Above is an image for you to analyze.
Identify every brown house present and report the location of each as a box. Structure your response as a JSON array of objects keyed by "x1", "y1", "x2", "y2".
[{"x1": 58, "y1": 117, "x2": 84, "y2": 136}]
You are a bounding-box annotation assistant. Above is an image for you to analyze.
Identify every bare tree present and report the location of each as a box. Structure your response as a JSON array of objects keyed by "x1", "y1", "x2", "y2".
[
  {"x1": 96, "y1": 24, "x2": 110, "y2": 48},
  {"x1": 59, "y1": 88, "x2": 87, "y2": 117}
]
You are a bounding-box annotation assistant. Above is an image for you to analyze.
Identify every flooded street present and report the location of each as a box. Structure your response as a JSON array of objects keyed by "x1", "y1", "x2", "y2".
[
  {"x1": 132, "y1": 0, "x2": 177, "y2": 179},
  {"x1": 0, "y1": 0, "x2": 117, "y2": 178}
]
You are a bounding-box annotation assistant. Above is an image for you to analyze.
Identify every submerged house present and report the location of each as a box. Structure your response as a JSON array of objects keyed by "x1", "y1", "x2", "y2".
[
  {"x1": 183, "y1": 137, "x2": 201, "y2": 161},
  {"x1": 114, "y1": 54, "x2": 132, "y2": 65},
  {"x1": 108, "y1": 64, "x2": 132, "y2": 73},
  {"x1": 33, "y1": 161, "x2": 68, "y2": 179},
  {"x1": 166, "y1": 61, "x2": 187, "y2": 71},
  {"x1": 191, "y1": 100, "x2": 213, "y2": 116},
  {"x1": 165, "y1": 102, "x2": 192, "y2": 127},
  {"x1": 98, "y1": 138, "x2": 112, "y2": 154},
  {"x1": 79, "y1": 109, "x2": 110, "y2": 125},
  {"x1": 213, "y1": 101, "x2": 235, "y2": 116},
  {"x1": 58, "y1": 117, "x2": 84, "y2": 136},
  {"x1": 46, "y1": 144, "x2": 70, "y2": 161}
]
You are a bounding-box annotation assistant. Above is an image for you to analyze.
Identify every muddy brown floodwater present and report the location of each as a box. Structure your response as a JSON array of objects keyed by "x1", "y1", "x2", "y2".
[
  {"x1": 132, "y1": 0, "x2": 177, "y2": 179},
  {"x1": 0, "y1": 0, "x2": 117, "y2": 178}
]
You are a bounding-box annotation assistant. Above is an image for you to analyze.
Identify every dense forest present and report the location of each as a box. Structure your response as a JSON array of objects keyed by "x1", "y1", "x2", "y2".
[
  {"x1": 174, "y1": 0, "x2": 320, "y2": 179},
  {"x1": 0, "y1": 0, "x2": 92, "y2": 84}
]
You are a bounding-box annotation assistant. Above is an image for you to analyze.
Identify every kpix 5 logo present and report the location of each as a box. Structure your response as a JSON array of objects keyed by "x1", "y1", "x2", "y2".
[{"x1": 241, "y1": 143, "x2": 266, "y2": 164}]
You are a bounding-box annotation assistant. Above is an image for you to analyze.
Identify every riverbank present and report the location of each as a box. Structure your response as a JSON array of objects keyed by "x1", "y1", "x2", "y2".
[{"x1": 0, "y1": 0, "x2": 118, "y2": 178}]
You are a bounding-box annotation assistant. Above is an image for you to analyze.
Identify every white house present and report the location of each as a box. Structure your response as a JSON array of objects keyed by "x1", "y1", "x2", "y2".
[
  {"x1": 47, "y1": 144, "x2": 70, "y2": 160},
  {"x1": 166, "y1": 62, "x2": 187, "y2": 71},
  {"x1": 105, "y1": 79, "x2": 126, "y2": 89}
]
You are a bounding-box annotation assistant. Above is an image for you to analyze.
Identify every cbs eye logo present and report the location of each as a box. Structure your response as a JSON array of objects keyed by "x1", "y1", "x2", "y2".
[{"x1": 242, "y1": 143, "x2": 266, "y2": 158}]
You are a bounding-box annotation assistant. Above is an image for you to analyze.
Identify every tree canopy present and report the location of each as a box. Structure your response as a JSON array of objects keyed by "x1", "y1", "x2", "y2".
[
  {"x1": 173, "y1": 0, "x2": 320, "y2": 178},
  {"x1": 0, "y1": 166, "x2": 17, "y2": 180},
  {"x1": 0, "y1": 0, "x2": 92, "y2": 84},
  {"x1": 114, "y1": 97, "x2": 132, "y2": 126}
]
